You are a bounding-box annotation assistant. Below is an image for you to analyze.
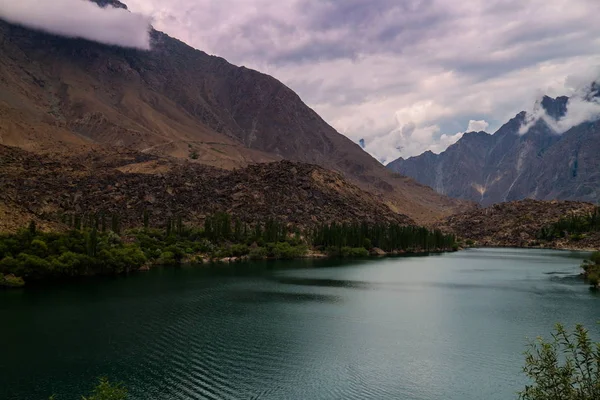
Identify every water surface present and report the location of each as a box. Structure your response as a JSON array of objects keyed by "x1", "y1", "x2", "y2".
[{"x1": 1, "y1": 248, "x2": 598, "y2": 399}]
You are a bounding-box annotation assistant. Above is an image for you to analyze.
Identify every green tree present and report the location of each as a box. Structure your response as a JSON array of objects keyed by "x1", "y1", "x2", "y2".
[
  {"x1": 176, "y1": 215, "x2": 183, "y2": 236},
  {"x1": 582, "y1": 252, "x2": 600, "y2": 288},
  {"x1": 520, "y1": 323, "x2": 600, "y2": 400},
  {"x1": 166, "y1": 217, "x2": 173, "y2": 237},
  {"x1": 111, "y1": 214, "x2": 120, "y2": 235},
  {"x1": 75, "y1": 215, "x2": 82, "y2": 231},
  {"x1": 86, "y1": 228, "x2": 98, "y2": 258},
  {"x1": 143, "y1": 210, "x2": 150, "y2": 230},
  {"x1": 28, "y1": 220, "x2": 37, "y2": 235}
]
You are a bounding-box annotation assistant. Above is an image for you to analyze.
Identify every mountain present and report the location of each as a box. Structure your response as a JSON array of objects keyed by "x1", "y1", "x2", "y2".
[
  {"x1": 387, "y1": 93, "x2": 600, "y2": 206},
  {"x1": 94, "y1": 0, "x2": 128, "y2": 9},
  {"x1": 0, "y1": 144, "x2": 413, "y2": 233},
  {"x1": 0, "y1": 2, "x2": 466, "y2": 224}
]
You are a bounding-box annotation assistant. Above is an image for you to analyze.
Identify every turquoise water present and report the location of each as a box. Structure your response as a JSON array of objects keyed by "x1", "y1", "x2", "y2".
[{"x1": 0, "y1": 248, "x2": 598, "y2": 399}]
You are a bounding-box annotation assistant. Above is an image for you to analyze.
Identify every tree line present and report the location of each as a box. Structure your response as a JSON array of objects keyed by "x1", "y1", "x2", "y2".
[
  {"x1": 538, "y1": 206, "x2": 600, "y2": 241},
  {"x1": 1, "y1": 212, "x2": 459, "y2": 287},
  {"x1": 309, "y1": 222, "x2": 456, "y2": 252}
]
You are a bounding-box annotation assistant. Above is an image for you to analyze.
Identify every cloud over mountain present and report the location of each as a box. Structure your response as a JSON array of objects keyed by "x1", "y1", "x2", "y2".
[
  {"x1": 96, "y1": 0, "x2": 600, "y2": 159},
  {"x1": 0, "y1": 0, "x2": 151, "y2": 49},
  {"x1": 520, "y1": 77, "x2": 600, "y2": 135}
]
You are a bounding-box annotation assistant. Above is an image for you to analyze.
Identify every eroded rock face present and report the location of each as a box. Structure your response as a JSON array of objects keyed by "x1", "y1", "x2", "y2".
[
  {"x1": 0, "y1": 145, "x2": 413, "y2": 231},
  {"x1": 436, "y1": 199, "x2": 599, "y2": 249}
]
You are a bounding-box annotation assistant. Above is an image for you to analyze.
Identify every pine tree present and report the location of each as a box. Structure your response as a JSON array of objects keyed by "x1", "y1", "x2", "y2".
[
  {"x1": 75, "y1": 215, "x2": 82, "y2": 231},
  {"x1": 176, "y1": 215, "x2": 183, "y2": 236},
  {"x1": 86, "y1": 227, "x2": 98, "y2": 257},
  {"x1": 166, "y1": 217, "x2": 172, "y2": 237},
  {"x1": 143, "y1": 210, "x2": 149, "y2": 230},
  {"x1": 28, "y1": 220, "x2": 37, "y2": 236},
  {"x1": 111, "y1": 214, "x2": 120, "y2": 235}
]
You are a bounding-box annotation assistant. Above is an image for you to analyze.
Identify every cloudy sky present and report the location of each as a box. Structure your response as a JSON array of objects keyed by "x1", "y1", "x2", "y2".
[{"x1": 3, "y1": 0, "x2": 600, "y2": 163}]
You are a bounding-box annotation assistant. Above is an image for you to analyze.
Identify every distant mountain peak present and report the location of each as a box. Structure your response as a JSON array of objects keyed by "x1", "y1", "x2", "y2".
[
  {"x1": 387, "y1": 86, "x2": 600, "y2": 206},
  {"x1": 91, "y1": 0, "x2": 128, "y2": 10},
  {"x1": 463, "y1": 130, "x2": 490, "y2": 137},
  {"x1": 540, "y1": 95, "x2": 569, "y2": 119}
]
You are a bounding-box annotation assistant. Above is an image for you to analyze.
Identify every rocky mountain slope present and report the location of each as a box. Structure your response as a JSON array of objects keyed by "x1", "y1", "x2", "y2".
[
  {"x1": 437, "y1": 199, "x2": 599, "y2": 249},
  {"x1": 0, "y1": 1, "x2": 466, "y2": 223},
  {"x1": 0, "y1": 145, "x2": 413, "y2": 233},
  {"x1": 387, "y1": 93, "x2": 600, "y2": 206}
]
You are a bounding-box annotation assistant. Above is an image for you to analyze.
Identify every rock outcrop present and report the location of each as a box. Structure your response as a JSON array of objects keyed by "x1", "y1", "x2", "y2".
[
  {"x1": 437, "y1": 199, "x2": 599, "y2": 249},
  {"x1": 0, "y1": 145, "x2": 413, "y2": 232}
]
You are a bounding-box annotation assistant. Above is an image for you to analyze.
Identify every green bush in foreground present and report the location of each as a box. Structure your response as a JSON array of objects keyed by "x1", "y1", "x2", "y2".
[{"x1": 520, "y1": 323, "x2": 600, "y2": 400}]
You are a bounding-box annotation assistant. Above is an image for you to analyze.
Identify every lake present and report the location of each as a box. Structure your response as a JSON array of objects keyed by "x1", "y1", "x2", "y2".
[{"x1": 1, "y1": 248, "x2": 598, "y2": 400}]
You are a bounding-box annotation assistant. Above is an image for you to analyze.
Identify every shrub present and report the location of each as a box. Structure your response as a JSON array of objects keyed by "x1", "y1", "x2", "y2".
[
  {"x1": 520, "y1": 324, "x2": 600, "y2": 400},
  {"x1": 327, "y1": 247, "x2": 369, "y2": 257},
  {"x1": 30, "y1": 239, "x2": 49, "y2": 256},
  {"x1": 163, "y1": 245, "x2": 185, "y2": 263},
  {"x1": 0, "y1": 273, "x2": 25, "y2": 288},
  {"x1": 587, "y1": 272, "x2": 599, "y2": 287},
  {"x1": 582, "y1": 252, "x2": 600, "y2": 288},
  {"x1": 230, "y1": 244, "x2": 249, "y2": 257},
  {"x1": 272, "y1": 242, "x2": 307, "y2": 259},
  {"x1": 248, "y1": 247, "x2": 268, "y2": 260},
  {"x1": 157, "y1": 251, "x2": 177, "y2": 266}
]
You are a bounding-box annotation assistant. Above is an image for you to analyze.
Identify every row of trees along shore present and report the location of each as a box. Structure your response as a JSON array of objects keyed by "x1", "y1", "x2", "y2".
[
  {"x1": 0, "y1": 212, "x2": 457, "y2": 287},
  {"x1": 538, "y1": 206, "x2": 600, "y2": 241}
]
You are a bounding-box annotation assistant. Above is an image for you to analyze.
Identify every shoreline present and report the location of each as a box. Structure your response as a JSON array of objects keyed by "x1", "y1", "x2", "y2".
[
  {"x1": 164, "y1": 246, "x2": 457, "y2": 267},
  {"x1": 3, "y1": 244, "x2": 596, "y2": 290},
  {"x1": 461, "y1": 245, "x2": 596, "y2": 252},
  {"x1": 1, "y1": 247, "x2": 458, "y2": 289}
]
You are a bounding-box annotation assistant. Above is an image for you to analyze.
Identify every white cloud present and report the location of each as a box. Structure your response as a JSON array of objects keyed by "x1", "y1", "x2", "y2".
[
  {"x1": 364, "y1": 119, "x2": 475, "y2": 164},
  {"x1": 0, "y1": 0, "x2": 151, "y2": 49},
  {"x1": 123, "y1": 0, "x2": 600, "y2": 161},
  {"x1": 467, "y1": 120, "x2": 490, "y2": 132},
  {"x1": 519, "y1": 79, "x2": 600, "y2": 134}
]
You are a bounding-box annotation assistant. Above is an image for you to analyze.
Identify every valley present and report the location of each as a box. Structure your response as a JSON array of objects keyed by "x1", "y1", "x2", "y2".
[{"x1": 0, "y1": 1, "x2": 599, "y2": 399}]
